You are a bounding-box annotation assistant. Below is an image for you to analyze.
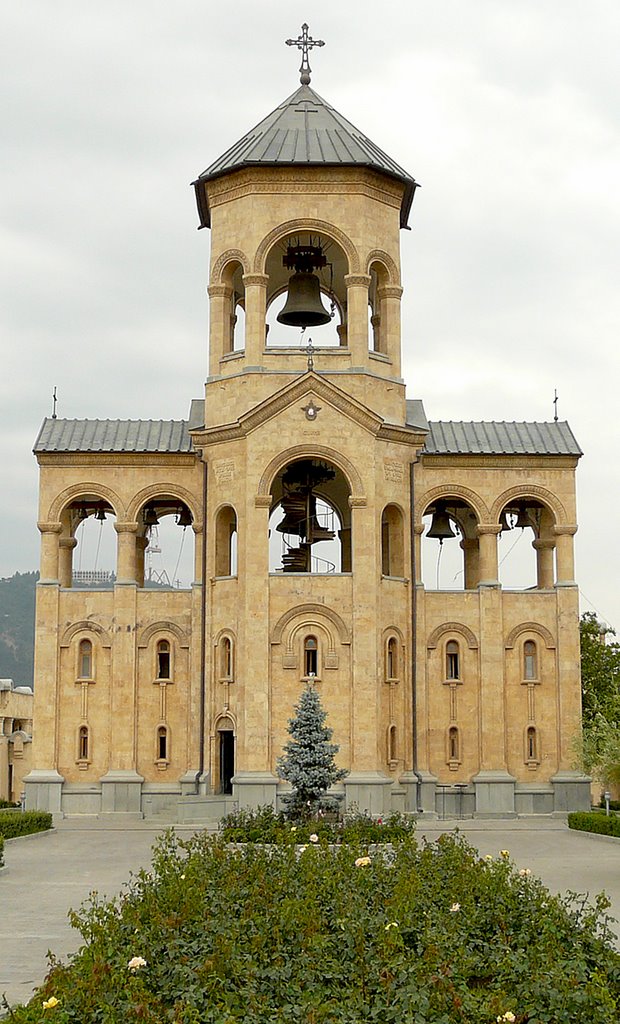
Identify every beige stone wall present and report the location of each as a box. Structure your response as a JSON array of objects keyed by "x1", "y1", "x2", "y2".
[{"x1": 0, "y1": 683, "x2": 33, "y2": 803}]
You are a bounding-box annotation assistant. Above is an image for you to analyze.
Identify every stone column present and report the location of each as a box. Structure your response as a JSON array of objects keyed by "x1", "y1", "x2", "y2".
[
  {"x1": 344, "y1": 274, "x2": 371, "y2": 365},
  {"x1": 242, "y1": 274, "x2": 269, "y2": 366},
  {"x1": 377, "y1": 285, "x2": 403, "y2": 374},
  {"x1": 207, "y1": 284, "x2": 234, "y2": 373},
  {"x1": 460, "y1": 537, "x2": 480, "y2": 589},
  {"x1": 38, "y1": 523, "x2": 62, "y2": 584},
  {"x1": 476, "y1": 525, "x2": 501, "y2": 587},
  {"x1": 192, "y1": 523, "x2": 203, "y2": 586},
  {"x1": 533, "y1": 538, "x2": 555, "y2": 589},
  {"x1": 115, "y1": 523, "x2": 138, "y2": 586},
  {"x1": 554, "y1": 525, "x2": 577, "y2": 585},
  {"x1": 135, "y1": 535, "x2": 149, "y2": 588},
  {"x1": 58, "y1": 537, "x2": 77, "y2": 588},
  {"x1": 414, "y1": 524, "x2": 424, "y2": 585}
]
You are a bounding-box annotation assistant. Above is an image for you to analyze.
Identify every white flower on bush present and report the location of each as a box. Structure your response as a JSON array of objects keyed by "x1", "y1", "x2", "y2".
[
  {"x1": 355, "y1": 855, "x2": 371, "y2": 867},
  {"x1": 496, "y1": 1013, "x2": 516, "y2": 1023},
  {"x1": 500, "y1": 849, "x2": 510, "y2": 858},
  {"x1": 449, "y1": 902, "x2": 460, "y2": 913},
  {"x1": 384, "y1": 921, "x2": 399, "y2": 930},
  {"x1": 127, "y1": 956, "x2": 147, "y2": 972},
  {"x1": 309, "y1": 833, "x2": 319, "y2": 843},
  {"x1": 519, "y1": 867, "x2": 532, "y2": 877}
]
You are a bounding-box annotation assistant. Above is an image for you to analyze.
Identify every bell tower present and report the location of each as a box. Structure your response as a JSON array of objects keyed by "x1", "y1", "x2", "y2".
[{"x1": 189, "y1": 26, "x2": 425, "y2": 812}]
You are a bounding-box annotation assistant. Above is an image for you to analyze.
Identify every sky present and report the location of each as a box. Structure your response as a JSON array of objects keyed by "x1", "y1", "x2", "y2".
[{"x1": 2, "y1": 2, "x2": 619, "y2": 627}]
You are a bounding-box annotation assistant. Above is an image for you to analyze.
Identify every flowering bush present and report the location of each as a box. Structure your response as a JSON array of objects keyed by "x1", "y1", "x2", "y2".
[
  {"x1": 219, "y1": 804, "x2": 416, "y2": 845},
  {"x1": 6, "y1": 830, "x2": 620, "y2": 1022}
]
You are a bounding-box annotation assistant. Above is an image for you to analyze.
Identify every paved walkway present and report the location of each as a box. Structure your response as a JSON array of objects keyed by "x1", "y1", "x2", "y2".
[{"x1": 1, "y1": 817, "x2": 620, "y2": 1012}]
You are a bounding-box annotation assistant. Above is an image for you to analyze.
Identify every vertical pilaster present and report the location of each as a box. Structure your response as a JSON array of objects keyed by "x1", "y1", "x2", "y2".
[
  {"x1": 554, "y1": 525, "x2": 577, "y2": 585},
  {"x1": 207, "y1": 284, "x2": 234, "y2": 374},
  {"x1": 461, "y1": 538, "x2": 479, "y2": 589},
  {"x1": 533, "y1": 539, "x2": 555, "y2": 589},
  {"x1": 38, "y1": 523, "x2": 61, "y2": 584},
  {"x1": 377, "y1": 285, "x2": 403, "y2": 374},
  {"x1": 476, "y1": 525, "x2": 500, "y2": 587},
  {"x1": 58, "y1": 537, "x2": 76, "y2": 588},
  {"x1": 115, "y1": 523, "x2": 138, "y2": 585}
]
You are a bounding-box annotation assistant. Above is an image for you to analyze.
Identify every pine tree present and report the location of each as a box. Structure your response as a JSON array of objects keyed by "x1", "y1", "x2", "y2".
[{"x1": 277, "y1": 683, "x2": 348, "y2": 818}]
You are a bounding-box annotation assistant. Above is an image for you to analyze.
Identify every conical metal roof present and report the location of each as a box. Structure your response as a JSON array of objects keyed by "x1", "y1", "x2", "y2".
[{"x1": 193, "y1": 85, "x2": 418, "y2": 229}]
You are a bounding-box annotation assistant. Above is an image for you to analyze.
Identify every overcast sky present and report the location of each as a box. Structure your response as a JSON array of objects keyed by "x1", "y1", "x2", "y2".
[{"x1": 2, "y1": 2, "x2": 619, "y2": 628}]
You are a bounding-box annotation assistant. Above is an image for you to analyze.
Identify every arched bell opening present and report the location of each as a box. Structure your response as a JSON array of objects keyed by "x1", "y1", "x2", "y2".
[
  {"x1": 264, "y1": 232, "x2": 349, "y2": 348},
  {"x1": 138, "y1": 498, "x2": 195, "y2": 589},
  {"x1": 421, "y1": 498, "x2": 480, "y2": 591},
  {"x1": 62, "y1": 496, "x2": 117, "y2": 589},
  {"x1": 368, "y1": 260, "x2": 389, "y2": 354},
  {"x1": 214, "y1": 505, "x2": 238, "y2": 577},
  {"x1": 497, "y1": 498, "x2": 556, "y2": 590},
  {"x1": 268, "y1": 457, "x2": 351, "y2": 574},
  {"x1": 220, "y1": 259, "x2": 245, "y2": 355}
]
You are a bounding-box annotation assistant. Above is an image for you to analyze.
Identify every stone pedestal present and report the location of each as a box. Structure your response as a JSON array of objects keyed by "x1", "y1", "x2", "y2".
[
  {"x1": 100, "y1": 769, "x2": 144, "y2": 817},
  {"x1": 472, "y1": 770, "x2": 517, "y2": 818},
  {"x1": 23, "y1": 769, "x2": 65, "y2": 816},
  {"x1": 551, "y1": 771, "x2": 591, "y2": 814},
  {"x1": 232, "y1": 771, "x2": 278, "y2": 809},
  {"x1": 344, "y1": 772, "x2": 394, "y2": 815}
]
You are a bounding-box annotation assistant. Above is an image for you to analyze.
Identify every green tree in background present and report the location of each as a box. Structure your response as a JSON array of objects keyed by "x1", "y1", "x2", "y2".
[
  {"x1": 277, "y1": 682, "x2": 348, "y2": 819},
  {"x1": 578, "y1": 612, "x2": 620, "y2": 789}
]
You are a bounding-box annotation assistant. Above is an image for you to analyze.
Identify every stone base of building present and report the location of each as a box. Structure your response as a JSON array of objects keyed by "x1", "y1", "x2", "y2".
[{"x1": 22, "y1": 769, "x2": 593, "y2": 821}]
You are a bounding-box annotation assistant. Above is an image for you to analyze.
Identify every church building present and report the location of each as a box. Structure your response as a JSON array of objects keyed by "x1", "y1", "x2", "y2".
[{"x1": 25, "y1": 28, "x2": 589, "y2": 819}]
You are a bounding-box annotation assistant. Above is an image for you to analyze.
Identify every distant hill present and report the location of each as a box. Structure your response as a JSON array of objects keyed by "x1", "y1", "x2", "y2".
[
  {"x1": 0, "y1": 571, "x2": 175, "y2": 689},
  {"x1": 0, "y1": 571, "x2": 37, "y2": 688}
]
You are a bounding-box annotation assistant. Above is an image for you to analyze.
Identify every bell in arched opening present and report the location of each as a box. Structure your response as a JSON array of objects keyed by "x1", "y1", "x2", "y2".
[
  {"x1": 276, "y1": 240, "x2": 332, "y2": 329},
  {"x1": 426, "y1": 502, "x2": 456, "y2": 542}
]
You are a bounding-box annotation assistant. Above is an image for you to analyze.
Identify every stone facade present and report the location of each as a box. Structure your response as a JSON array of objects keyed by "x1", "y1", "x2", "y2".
[
  {"x1": 0, "y1": 680, "x2": 33, "y2": 804},
  {"x1": 25, "y1": 78, "x2": 589, "y2": 820}
]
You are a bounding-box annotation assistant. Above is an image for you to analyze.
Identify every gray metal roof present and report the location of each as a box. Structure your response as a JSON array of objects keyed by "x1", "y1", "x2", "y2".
[
  {"x1": 194, "y1": 85, "x2": 418, "y2": 229},
  {"x1": 405, "y1": 399, "x2": 430, "y2": 432},
  {"x1": 422, "y1": 421, "x2": 582, "y2": 456},
  {"x1": 34, "y1": 419, "x2": 193, "y2": 454}
]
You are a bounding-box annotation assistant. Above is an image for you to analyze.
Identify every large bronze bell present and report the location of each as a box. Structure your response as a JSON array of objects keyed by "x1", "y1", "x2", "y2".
[
  {"x1": 427, "y1": 503, "x2": 456, "y2": 541},
  {"x1": 277, "y1": 272, "x2": 331, "y2": 328}
]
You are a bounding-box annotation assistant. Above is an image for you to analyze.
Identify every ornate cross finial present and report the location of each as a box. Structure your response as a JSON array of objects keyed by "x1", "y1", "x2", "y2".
[
  {"x1": 52, "y1": 385, "x2": 57, "y2": 419},
  {"x1": 553, "y1": 388, "x2": 559, "y2": 422},
  {"x1": 306, "y1": 339, "x2": 315, "y2": 371},
  {"x1": 286, "y1": 23, "x2": 325, "y2": 85}
]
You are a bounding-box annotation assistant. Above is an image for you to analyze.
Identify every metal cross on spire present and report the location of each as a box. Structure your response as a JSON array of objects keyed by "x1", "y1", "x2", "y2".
[{"x1": 286, "y1": 23, "x2": 325, "y2": 85}]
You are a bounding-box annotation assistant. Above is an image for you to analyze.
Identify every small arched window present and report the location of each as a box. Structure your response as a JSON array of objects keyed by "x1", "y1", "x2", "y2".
[
  {"x1": 523, "y1": 640, "x2": 538, "y2": 680},
  {"x1": 448, "y1": 726, "x2": 460, "y2": 762},
  {"x1": 388, "y1": 724, "x2": 397, "y2": 764},
  {"x1": 386, "y1": 637, "x2": 398, "y2": 680},
  {"x1": 446, "y1": 641, "x2": 460, "y2": 681},
  {"x1": 381, "y1": 505, "x2": 405, "y2": 577},
  {"x1": 526, "y1": 726, "x2": 538, "y2": 762},
  {"x1": 157, "y1": 725, "x2": 168, "y2": 761},
  {"x1": 78, "y1": 639, "x2": 93, "y2": 679},
  {"x1": 215, "y1": 506, "x2": 238, "y2": 577},
  {"x1": 221, "y1": 637, "x2": 233, "y2": 679},
  {"x1": 304, "y1": 636, "x2": 318, "y2": 678},
  {"x1": 78, "y1": 725, "x2": 89, "y2": 761},
  {"x1": 156, "y1": 640, "x2": 171, "y2": 680}
]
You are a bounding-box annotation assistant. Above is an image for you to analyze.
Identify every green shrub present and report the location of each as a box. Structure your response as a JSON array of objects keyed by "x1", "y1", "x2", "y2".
[
  {"x1": 0, "y1": 798, "x2": 21, "y2": 809},
  {"x1": 7, "y1": 831, "x2": 620, "y2": 1022},
  {"x1": 569, "y1": 811, "x2": 620, "y2": 837},
  {"x1": 0, "y1": 810, "x2": 52, "y2": 840},
  {"x1": 219, "y1": 805, "x2": 416, "y2": 844}
]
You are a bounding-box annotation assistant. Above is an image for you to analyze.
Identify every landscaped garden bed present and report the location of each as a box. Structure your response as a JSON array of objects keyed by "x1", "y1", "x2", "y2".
[
  {"x1": 568, "y1": 810, "x2": 620, "y2": 838},
  {"x1": 6, "y1": 826, "x2": 620, "y2": 1023}
]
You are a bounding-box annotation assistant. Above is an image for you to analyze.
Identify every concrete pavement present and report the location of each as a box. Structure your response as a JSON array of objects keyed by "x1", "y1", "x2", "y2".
[{"x1": 1, "y1": 817, "x2": 619, "y2": 1012}]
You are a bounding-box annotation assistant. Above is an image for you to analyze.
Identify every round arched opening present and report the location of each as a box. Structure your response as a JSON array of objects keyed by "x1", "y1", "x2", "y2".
[
  {"x1": 139, "y1": 498, "x2": 195, "y2": 589},
  {"x1": 497, "y1": 498, "x2": 555, "y2": 589},
  {"x1": 421, "y1": 498, "x2": 480, "y2": 590}
]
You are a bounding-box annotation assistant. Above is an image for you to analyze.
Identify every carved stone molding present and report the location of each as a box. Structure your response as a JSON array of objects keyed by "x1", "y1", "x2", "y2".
[
  {"x1": 207, "y1": 284, "x2": 234, "y2": 299},
  {"x1": 415, "y1": 484, "x2": 489, "y2": 525},
  {"x1": 490, "y1": 485, "x2": 567, "y2": 525},
  {"x1": 271, "y1": 602, "x2": 351, "y2": 646},
  {"x1": 48, "y1": 483, "x2": 124, "y2": 522},
  {"x1": 242, "y1": 273, "x2": 270, "y2": 289},
  {"x1": 254, "y1": 218, "x2": 360, "y2": 275},
  {"x1": 344, "y1": 273, "x2": 372, "y2": 289},
  {"x1": 505, "y1": 622, "x2": 556, "y2": 650},
  {"x1": 38, "y1": 521, "x2": 63, "y2": 535},
  {"x1": 426, "y1": 622, "x2": 479, "y2": 651},
  {"x1": 137, "y1": 620, "x2": 191, "y2": 649},
  {"x1": 211, "y1": 248, "x2": 250, "y2": 282},
  {"x1": 60, "y1": 620, "x2": 113, "y2": 648},
  {"x1": 553, "y1": 524, "x2": 578, "y2": 536},
  {"x1": 126, "y1": 483, "x2": 200, "y2": 523},
  {"x1": 366, "y1": 249, "x2": 400, "y2": 285},
  {"x1": 376, "y1": 285, "x2": 404, "y2": 300}
]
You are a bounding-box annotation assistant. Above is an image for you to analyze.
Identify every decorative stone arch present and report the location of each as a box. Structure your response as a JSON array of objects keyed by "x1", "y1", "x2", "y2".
[
  {"x1": 491, "y1": 486, "x2": 566, "y2": 527},
  {"x1": 415, "y1": 484, "x2": 489, "y2": 527},
  {"x1": 137, "y1": 620, "x2": 190, "y2": 649},
  {"x1": 381, "y1": 624, "x2": 406, "y2": 645},
  {"x1": 504, "y1": 622, "x2": 556, "y2": 650},
  {"x1": 211, "y1": 247, "x2": 251, "y2": 284},
  {"x1": 257, "y1": 445, "x2": 365, "y2": 505},
  {"x1": 212, "y1": 626, "x2": 238, "y2": 647},
  {"x1": 272, "y1": 603, "x2": 351, "y2": 647},
  {"x1": 126, "y1": 484, "x2": 200, "y2": 524},
  {"x1": 366, "y1": 249, "x2": 400, "y2": 285},
  {"x1": 60, "y1": 620, "x2": 112, "y2": 648},
  {"x1": 213, "y1": 711, "x2": 237, "y2": 732},
  {"x1": 253, "y1": 218, "x2": 361, "y2": 275},
  {"x1": 49, "y1": 483, "x2": 124, "y2": 523},
  {"x1": 426, "y1": 622, "x2": 479, "y2": 651}
]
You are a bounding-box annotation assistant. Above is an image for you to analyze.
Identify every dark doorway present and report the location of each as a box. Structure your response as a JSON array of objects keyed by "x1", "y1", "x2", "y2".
[{"x1": 219, "y1": 729, "x2": 235, "y2": 794}]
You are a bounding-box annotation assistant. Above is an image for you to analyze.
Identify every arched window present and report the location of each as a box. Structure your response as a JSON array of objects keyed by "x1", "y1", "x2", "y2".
[
  {"x1": 446, "y1": 641, "x2": 460, "y2": 681},
  {"x1": 381, "y1": 504, "x2": 405, "y2": 577},
  {"x1": 388, "y1": 724, "x2": 397, "y2": 765},
  {"x1": 448, "y1": 726, "x2": 460, "y2": 762},
  {"x1": 304, "y1": 635, "x2": 318, "y2": 678},
  {"x1": 526, "y1": 726, "x2": 538, "y2": 762},
  {"x1": 215, "y1": 506, "x2": 238, "y2": 577},
  {"x1": 78, "y1": 639, "x2": 93, "y2": 679},
  {"x1": 156, "y1": 640, "x2": 171, "y2": 680},
  {"x1": 523, "y1": 640, "x2": 538, "y2": 680},
  {"x1": 78, "y1": 725, "x2": 89, "y2": 761},
  {"x1": 221, "y1": 636, "x2": 233, "y2": 680},
  {"x1": 157, "y1": 725, "x2": 168, "y2": 762},
  {"x1": 386, "y1": 637, "x2": 398, "y2": 680}
]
